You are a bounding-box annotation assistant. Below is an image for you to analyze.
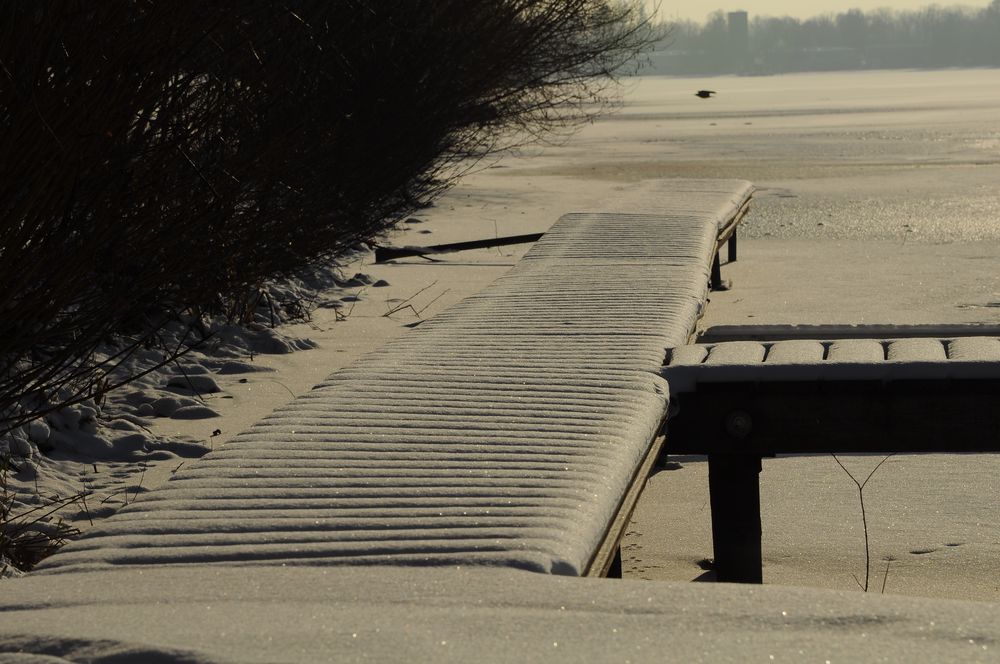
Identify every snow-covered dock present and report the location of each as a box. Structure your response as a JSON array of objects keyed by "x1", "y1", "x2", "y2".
[{"x1": 33, "y1": 179, "x2": 753, "y2": 577}]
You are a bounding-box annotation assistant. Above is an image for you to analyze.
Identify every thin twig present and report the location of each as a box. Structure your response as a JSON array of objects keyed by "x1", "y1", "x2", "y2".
[
  {"x1": 414, "y1": 289, "x2": 450, "y2": 317},
  {"x1": 265, "y1": 379, "x2": 296, "y2": 399},
  {"x1": 383, "y1": 281, "x2": 439, "y2": 317},
  {"x1": 169, "y1": 357, "x2": 207, "y2": 403},
  {"x1": 386, "y1": 288, "x2": 452, "y2": 320},
  {"x1": 344, "y1": 287, "x2": 368, "y2": 318},
  {"x1": 5, "y1": 492, "x2": 90, "y2": 536},
  {"x1": 79, "y1": 483, "x2": 94, "y2": 526},
  {"x1": 832, "y1": 453, "x2": 896, "y2": 592},
  {"x1": 129, "y1": 460, "x2": 148, "y2": 506}
]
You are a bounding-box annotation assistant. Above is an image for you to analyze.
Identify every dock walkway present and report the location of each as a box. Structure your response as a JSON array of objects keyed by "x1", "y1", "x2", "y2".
[{"x1": 36, "y1": 179, "x2": 752, "y2": 577}]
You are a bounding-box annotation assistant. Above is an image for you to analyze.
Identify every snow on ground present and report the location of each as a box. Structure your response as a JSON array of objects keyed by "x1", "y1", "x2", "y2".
[
  {"x1": 3, "y1": 67, "x2": 1000, "y2": 660},
  {"x1": 0, "y1": 174, "x2": 621, "y2": 576},
  {"x1": 0, "y1": 258, "x2": 367, "y2": 575},
  {"x1": 3, "y1": 565, "x2": 1000, "y2": 663}
]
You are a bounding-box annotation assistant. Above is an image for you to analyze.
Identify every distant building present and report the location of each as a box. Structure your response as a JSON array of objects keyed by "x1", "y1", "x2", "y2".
[{"x1": 727, "y1": 11, "x2": 750, "y2": 72}]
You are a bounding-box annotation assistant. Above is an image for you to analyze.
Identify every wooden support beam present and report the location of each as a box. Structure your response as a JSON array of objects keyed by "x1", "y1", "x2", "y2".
[
  {"x1": 710, "y1": 253, "x2": 731, "y2": 291},
  {"x1": 699, "y1": 323, "x2": 1000, "y2": 343},
  {"x1": 715, "y1": 197, "x2": 748, "y2": 267},
  {"x1": 666, "y1": 377, "x2": 1000, "y2": 586},
  {"x1": 667, "y1": 379, "x2": 1000, "y2": 456},
  {"x1": 709, "y1": 453, "x2": 763, "y2": 583},
  {"x1": 374, "y1": 233, "x2": 544, "y2": 262},
  {"x1": 606, "y1": 547, "x2": 623, "y2": 579},
  {"x1": 585, "y1": 433, "x2": 668, "y2": 578}
]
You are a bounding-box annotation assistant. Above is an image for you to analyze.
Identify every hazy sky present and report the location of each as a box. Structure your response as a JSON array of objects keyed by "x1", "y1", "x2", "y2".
[{"x1": 651, "y1": 1, "x2": 993, "y2": 22}]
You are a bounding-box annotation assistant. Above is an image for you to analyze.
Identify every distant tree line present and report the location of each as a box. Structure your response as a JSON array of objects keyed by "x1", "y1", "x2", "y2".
[
  {"x1": 0, "y1": 1, "x2": 654, "y2": 433},
  {"x1": 649, "y1": 1, "x2": 1000, "y2": 74}
]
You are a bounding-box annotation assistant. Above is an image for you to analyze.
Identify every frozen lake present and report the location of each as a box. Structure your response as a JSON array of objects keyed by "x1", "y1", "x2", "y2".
[
  {"x1": 509, "y1": 68, "x2": 1000, "y2": 242},
  {"x1": 539, "y1": 69, "x2": 1000, "y2": 599}
]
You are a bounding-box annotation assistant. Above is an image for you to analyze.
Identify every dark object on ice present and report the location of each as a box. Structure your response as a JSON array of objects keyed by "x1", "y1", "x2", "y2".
[
  {"x1": 374, "y1": 233, "x2": 544, "y2": 262},
  {"x1": 695, "y1": 90, "x2": 716, "y2": 98}
]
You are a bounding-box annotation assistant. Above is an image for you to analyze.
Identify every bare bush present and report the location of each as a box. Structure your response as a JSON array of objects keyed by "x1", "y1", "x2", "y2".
[{"x1": 0, "y1": 0, "x2": 655, "y2": 432}]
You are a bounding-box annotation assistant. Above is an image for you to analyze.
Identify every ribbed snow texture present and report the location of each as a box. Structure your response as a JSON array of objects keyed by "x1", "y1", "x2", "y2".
[
  {"x1": 39, "y1": 179, "x2": 754, "y2": 576},
  {"x1": 664, "y1": 336, "x2": 1000, "y2": 393}
]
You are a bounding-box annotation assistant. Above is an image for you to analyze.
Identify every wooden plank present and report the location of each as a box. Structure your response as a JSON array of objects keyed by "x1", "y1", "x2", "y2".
[
  {"x1": 667, "y1": 375, "x2": 1000, "y2": 586},
  {"x1": 710, "y1": 199, "x2": 748, "y2": 291},
  {"x1": 716, "y1": 199, "x2": 750, "y2": 248},
  {"x1": 374, "y1": 233, "x2": 545, "y2": 262},
  {"x1": 699, "y1": 324, "x2": 1000, "y2": 343},
  {"x1": 666, "y1": 379, "x2": 1000, "y2": 455},
  {"x1": 584, "y1": 432, "x2": 668, "y2": 578}
]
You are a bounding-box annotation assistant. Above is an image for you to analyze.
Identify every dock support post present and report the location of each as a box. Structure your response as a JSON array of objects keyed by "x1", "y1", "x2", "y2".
[
  {"x1": 711, "y1": 254, "x2": 724, "y2": 291},
  {"x1": 708, "y1": 453, "x2": 763, "y2": 583},
  {"x1": 606, "y1": 547, "x2": 623, "y2": 578}
]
